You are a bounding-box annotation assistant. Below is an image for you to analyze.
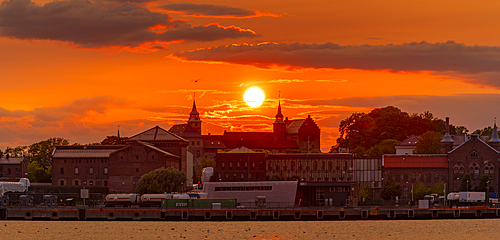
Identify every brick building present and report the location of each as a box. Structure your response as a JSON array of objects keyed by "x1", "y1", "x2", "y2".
[
  {"x1": 383, "y1": 155, "x2": 449, "y2": 199},
  {"x1": 214, "y1": 147, "x2": 267, "y2": 182},
  {"x1": 52, "y1": 125, "x2": 189, "y2": 193},
  {"x1": 266, "y1": 153, "x2": 354, "y2": 182},
  {"x1": 52, "y1": 145, "x2": 122, "y2": 186},
  {"x1": 0, "y1": 156, "x2": 28, "y2": 182}
]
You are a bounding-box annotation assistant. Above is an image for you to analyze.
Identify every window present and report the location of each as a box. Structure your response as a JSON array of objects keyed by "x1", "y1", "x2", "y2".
[
  {"x1": 75, "y1": 168, "x2": 79, "y2": 174},
  {"x1": 197, "y1": 140, "x2": 200, "y2": 145},
  {"x1": 387, "y1": 173, "x2": 393, "y2": 182},
  {"x1": 485, "y1": 167, "x2": 489, "y2": 174},
  {"x1": 404, "y1": 174, "x2": 408, "y2": 182},
  {"x1": 474, "y1": 167, "x2": 480, "y2": 180},
  {"x1": 411, "y1": 173, "x2": 416, "y2": 182},
  {"x1": 136, "y1": 168, "x2": 139, "y2": 173},
  {"x1": 104, "y1": 168, "x2": 108, "y2": 174},
  {"x1": 151, "y1": 155, "x2": 155, "y2": 160},
  {"x1": 75, "y1": 180, "x2": 79, "y2": 185},
  {"x1": 237, "y1": 162, "x2": 240, "y2": 168},
  {"x1": 396, "y1": 174, "x2": 401, "y2": 182},
  {"x1": 104, "y1": 180, "x2": 108, "y2": 186},
  {"x1": 60, "y1": 180, "x2": 64, "y2": 185},
  {"x1": 90, "y1": 168, "x2": 94, "y2": 174},
  {"x1": 8, "y1": 168, "x2": 11, "y2": 175},
  {"x1": 60, "y1": 168, "x2": 64, "y2": 175},
  {"x1": 89, "y1": 180, "x2": 93, "y2": 185},
  {"x1": 136, "y1": 155, "x2": 139, "y2": 160},
  {"x1": 435, "y1": 173, "x2": 439, "y2": 182},
  {"x1": 427, "y1": 173, "x2": 431, "y2": 182},
  {"x1": 222, "y1": 162, "x2": 225, "y2": 169}
]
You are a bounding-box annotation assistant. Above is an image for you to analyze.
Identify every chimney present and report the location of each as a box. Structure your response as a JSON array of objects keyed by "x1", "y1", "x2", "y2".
[{"x1": 441, "y1": 116, "x2": 454, "y2": 154}]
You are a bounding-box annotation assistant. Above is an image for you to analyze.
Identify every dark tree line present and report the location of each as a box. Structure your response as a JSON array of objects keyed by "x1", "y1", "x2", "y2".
[{"x1": 334, "y1": 106, "x2": 460, "y2": 152}]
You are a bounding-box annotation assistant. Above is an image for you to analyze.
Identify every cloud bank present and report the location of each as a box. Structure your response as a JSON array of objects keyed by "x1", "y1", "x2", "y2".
[
  {"x1": 158, "y1": 3, "x2": 258, "y2": 18},
  {"x1": 0, "y1": 0, "x2": 257, "y2": 51},
  {"x1": 172, "y1": 41, "x2": 500, "y2": 73}
]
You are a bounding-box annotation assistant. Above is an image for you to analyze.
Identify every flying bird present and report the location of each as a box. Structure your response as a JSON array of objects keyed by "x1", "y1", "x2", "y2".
[{"x1": 191, "y1": 78, "x2": 200, "y2": 83}]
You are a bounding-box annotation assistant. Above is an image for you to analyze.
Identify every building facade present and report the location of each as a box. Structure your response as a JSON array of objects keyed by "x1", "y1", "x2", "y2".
[
  {"x1": 0, "y1": 156, "x2": 28, "y2": 182},
  {"x1": 215, "y1": 147, "x2": 267, "y2": 182}
]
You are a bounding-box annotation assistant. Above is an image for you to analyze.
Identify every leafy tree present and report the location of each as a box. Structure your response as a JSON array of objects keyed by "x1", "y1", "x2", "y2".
[
  {"x1": 414, "y1": 131, "x2": 443, "y2": 154},
  {"x1": 478, "y1": 174, "x2": 491, "y2": 192},
  {"x1": 100, "y1": 136, "x2": 128, "y2": 145},
  {"x1": 380, "y1": 180, "x2": 402, "y2": 200},
  {"x1": 135, "y1": 167, "x2": 187, "y2": 194},
  {"x1": 359, "y1": 182, "x2": 373, "y2": 201},
  {"x1": 455, "y1": 126, "x2": 469, "y2": 134},
  {"x1": 289, "y1": 174, "x2": 301, "y2": 181},
  {"x1": 4, "y1": 146, "x2": 27, "y2": 157},
  {"x1": 412, "y1": 181, "x2": 429, "y2": 200},
  {"x1": 354, "y1": 146, "x2": 365, "y2": 157},
  {"x1": 28, "y1": 138, "x2": 70, "y2": 169},
  {"x1": 430, "y1": 181, "x2": 446, "y2": 196},
  {"x1": 336, "y1": 106, "x2": 453, "y2": 151},
  {"x1": 460, "y1": 174, "x2": 472, "y2": 191},
  {"x1": 270, "y1": 174, "x2": 281, "y2": 181},
  {"x1": 365, "y1": 139, "x2": 400, "y2": 157},
  {"x1": 146, "y1": 180, "x2": 165, "y2": 194}
]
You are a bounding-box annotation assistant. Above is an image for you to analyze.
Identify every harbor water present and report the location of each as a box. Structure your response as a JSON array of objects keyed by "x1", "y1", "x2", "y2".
[{"x1": 1, "y1": 219, "x2": 499, "y2": 239}]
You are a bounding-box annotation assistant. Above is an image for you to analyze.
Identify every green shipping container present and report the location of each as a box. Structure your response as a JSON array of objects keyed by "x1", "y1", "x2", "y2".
[
  {"x1": 167, "y1": 199, "x2": 189, "y2": 208},
  {"x1": 189, "y1": 199, "x2": 210, "y2": 208},
  {"x1": 161, "y1": 199, "x2": 167, "y2": 208},
  {"x1": 209, "y1": 199, "x2": 236, "y2": 208}
]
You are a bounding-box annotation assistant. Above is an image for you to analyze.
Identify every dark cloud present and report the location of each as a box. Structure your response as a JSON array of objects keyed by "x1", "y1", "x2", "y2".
[
  {"x1": 0, "y1": 0, "x2": 256, "y2": 50},
  {"x1": 172, "y1": 41, "x2": 500, "y2": 74},
  {"x1": 158, "y1": 3, "x2": 257, "y2": 18}
]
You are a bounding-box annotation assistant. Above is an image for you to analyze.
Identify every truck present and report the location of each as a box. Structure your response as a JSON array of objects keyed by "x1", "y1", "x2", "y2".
[
  {"x1": 459, "y1": 191, "x2": 485, "y2": 202},
  {"x1": 0, "y1": 178, "x2": 30, "y2": 196}
]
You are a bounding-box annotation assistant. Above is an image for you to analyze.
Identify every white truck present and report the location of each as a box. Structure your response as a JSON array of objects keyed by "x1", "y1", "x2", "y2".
[
  {"x1": 459, "y1": 191, "x2": 485, "y2": 202},
  {"x1": 0, "y1": 178, "x2": 30, "y2": 196}
]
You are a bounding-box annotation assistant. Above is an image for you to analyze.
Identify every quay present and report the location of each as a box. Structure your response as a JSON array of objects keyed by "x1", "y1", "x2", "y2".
[{"x1": 1, "y1": 206, "x2": 500, "y2": 221}]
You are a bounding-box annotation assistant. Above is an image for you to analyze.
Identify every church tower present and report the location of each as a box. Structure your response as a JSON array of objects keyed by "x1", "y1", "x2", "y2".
[
  {"x1": 489, "y1": 118, "x2": 500, "y2": 151},
  {"x1": 273, "y1": 98, "x2": 286, "y2": 141},
  {"x1": 188, "y1": 96, "x2": 202, "y2": 134}
]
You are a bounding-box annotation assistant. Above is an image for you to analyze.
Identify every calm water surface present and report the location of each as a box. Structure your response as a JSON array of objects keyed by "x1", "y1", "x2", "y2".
[{"x1": 1, "y1": 219, "x2": 499, "y2": 239}]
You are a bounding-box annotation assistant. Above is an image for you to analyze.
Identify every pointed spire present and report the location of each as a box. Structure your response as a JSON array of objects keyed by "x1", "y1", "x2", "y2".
[
  {"x1": 117, "y1": 125, "x2": 120, "y2": 138},
  {"x1": 190, "y1": 92, "x2": 199, "y2": 115},
  {"x1": 275, "y1": 91, "x2": 283, "y2": 120},
  {"x1": 489, "y1": 117, "x2": 500, "y2": 143}
]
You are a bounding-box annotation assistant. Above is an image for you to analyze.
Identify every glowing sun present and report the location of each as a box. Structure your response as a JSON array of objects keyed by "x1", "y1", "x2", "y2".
[{"x1": 244, "y1": 87, "x2": 265, "y2": 107}]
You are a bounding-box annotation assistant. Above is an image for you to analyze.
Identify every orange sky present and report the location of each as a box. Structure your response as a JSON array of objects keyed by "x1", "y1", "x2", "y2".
[{"x1": 1, "y1": 0, "x2": 500, "y2": 151}]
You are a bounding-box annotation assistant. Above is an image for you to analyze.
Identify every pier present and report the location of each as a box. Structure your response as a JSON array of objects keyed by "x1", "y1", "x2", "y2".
[{"x1": 1, "y1": 206, "x2": 499, "y2": 221}]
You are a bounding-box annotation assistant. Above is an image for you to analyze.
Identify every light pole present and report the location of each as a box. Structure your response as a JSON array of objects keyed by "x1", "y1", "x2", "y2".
[
  {"x1": 411, "y1": 183, "x2": 414, "y2": 203},
  {"x1": 467, "y1": 180, "x2": 469, "y2": 192},
  {"x1": 487, "y1": 180, "x2": 490, "y2": 207}
]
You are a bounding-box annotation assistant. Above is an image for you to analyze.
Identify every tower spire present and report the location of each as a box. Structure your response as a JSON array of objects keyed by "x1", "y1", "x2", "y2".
[
  {"x1": 117, "y1": 125, "x2": 120, "y2": 138},
  {"x1": 489, "y1": 117, "x2": 500, "y2": 143},
  {"x1": 275, "y1": 91, "x2": 283, "y2": 120},
  {"x1": 188, "y1": 92, "x2": 202, "y2": 134}
]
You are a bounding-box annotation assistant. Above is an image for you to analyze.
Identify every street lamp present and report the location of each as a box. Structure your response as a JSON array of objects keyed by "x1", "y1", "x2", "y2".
[
  {"x1": 467, "y1": 180, "x2": 469, "y2": 192},
  {"x1": 487, "y1": 181, "x2": 490, "y2": 207}
]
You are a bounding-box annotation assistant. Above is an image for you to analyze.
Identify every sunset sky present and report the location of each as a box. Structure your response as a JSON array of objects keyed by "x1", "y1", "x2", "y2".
[{"x1": 1, "y1": 0, "x2": 500, "y2": 151}]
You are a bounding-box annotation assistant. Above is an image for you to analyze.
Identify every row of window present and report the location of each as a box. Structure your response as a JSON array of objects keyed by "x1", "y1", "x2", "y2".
[
  {"x1": 453, "y1": 166, "x2": 495, "y2": 180},
  {"x1": 60, "y1": 167, "x2": 108, "y2": 175},
  {"x1": 64, "y1": 159, "x2": 108, "y2": 164},
  {"x1": 387, "y1": 173, "x2": 447, "y2": 183},
  {"x1": 214, "y1": 186, "x2": 272, "y2": 191},
  {"x1": 59, "y1": 179, "x2": 108, "y2": 186},
  {"x1": 0, "y1": 167, "x2": 20, "y2": 175},
  {"x1": 267, "y1": 160, "x2": 353, "y2": 171},
  {"x1": 221, "y1": 161, "x2": 263, "y2": 170},
  {"x1": 268, "y1": 171, "x2": 353, "y2": 181},
  {"x1": 219, "y1": 173, "x2": 260, "y2": 181}
]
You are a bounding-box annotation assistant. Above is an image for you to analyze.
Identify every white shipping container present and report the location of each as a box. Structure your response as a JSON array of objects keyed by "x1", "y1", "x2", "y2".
[{"x1": 459, "y1": 192, "x2": 485, "y2": 202}]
